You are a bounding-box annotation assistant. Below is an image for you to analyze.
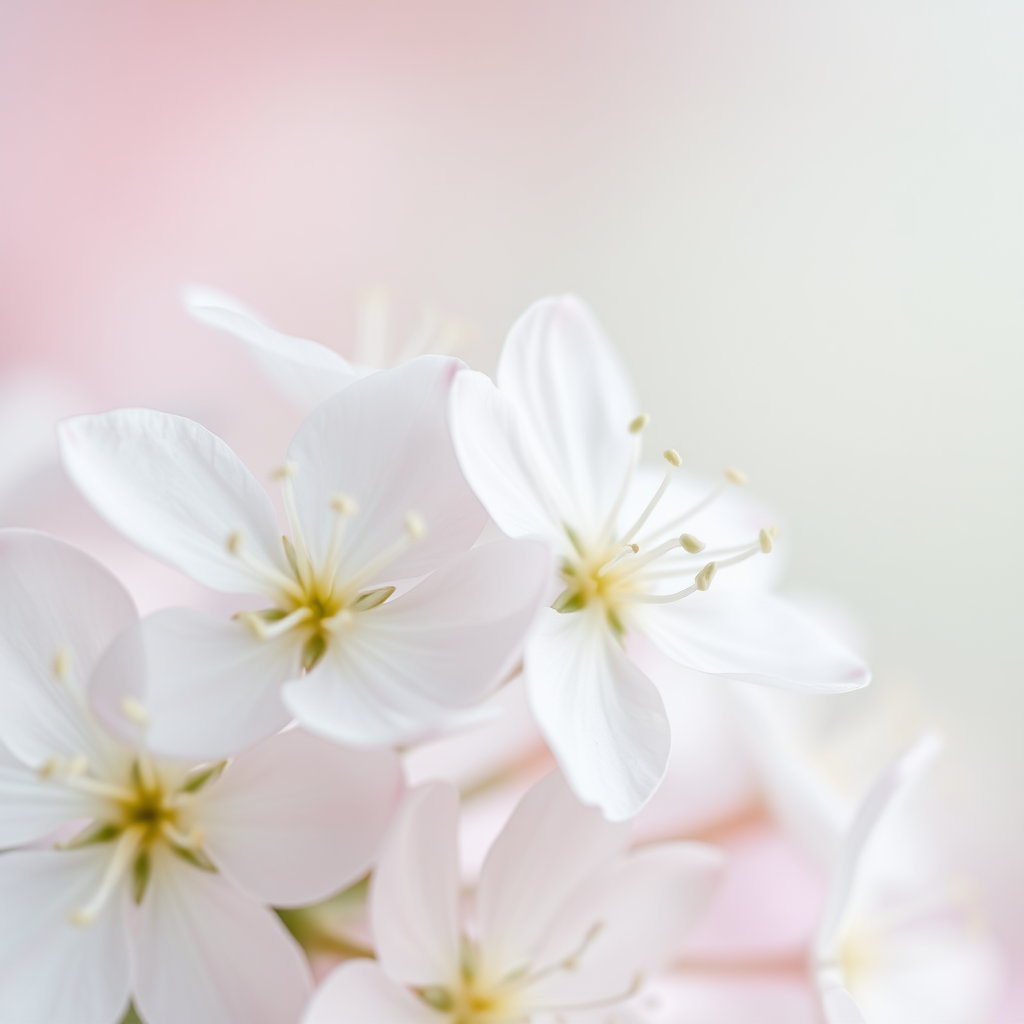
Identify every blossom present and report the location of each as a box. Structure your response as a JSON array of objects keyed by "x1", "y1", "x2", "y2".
[
  {"x1": 0, "y1": 529, "x2": 405, "y2": 1024},
  {"x1": 58, "y1": 355, "x2": 550, "y2": 760},
  {"x1": 448, "y1": 294, "x2": 870, "y2": 820},
  {"x1": 303, "y1": 770, "x2": 723, "y2": 1023}
]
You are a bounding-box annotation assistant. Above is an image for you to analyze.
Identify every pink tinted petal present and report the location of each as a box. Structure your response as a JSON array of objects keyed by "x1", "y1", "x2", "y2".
[
  {"x1": 0, "y1": 849, "x2": 131, "y2": 1024},
  {"x1": 183, "y1": 283, "x2": 365, "y2": 408},
  {"x1": 448, "y1": 368, "x2": 565, "y2": 542},
  {"x1": 192, "y1": 728, "x2": 404, "y2": 907},
  {"x1": 638, "y1": 592, "x2": 870, "y2": 693},
  {"x1": 370, "y1": 782, "x2": 461, "y2": 988},
  {"x1": 496, "y1": 295, "x2": 639, "y2": 539},
  {"x1": 133, "y1": 846, "x2": 312, "y2": 1024},
  {"x1": 633, "y1": 973, "x2": 818, "y2": 1024},
  {"x1": 0, "y1": 529, "x2": 132, "y2": 770},
  {"x1": 88, "y1": 609, "x2": 299, "y2": 761},
  {"x1": 288, "y1": 355, "x2": 486, "y2": 583},
  {"x1": 531, "y1": 843, "x2": 723, "y2": 1009},
  {"x1": 524, "y1": 608, "x2": 671, "y2": 821},
  {"x1": 58, "y1": 409, "x2": 285, "y2": 595},
  {"x1": 818, "y1": 971, "x2": 867, "y2": 1024},
  {"x1": 303, "y1": 960, "x2": 441, "y2": 1024},
  {"x1": 476, "y1": 770, "x2": 629, "y2": 980}
]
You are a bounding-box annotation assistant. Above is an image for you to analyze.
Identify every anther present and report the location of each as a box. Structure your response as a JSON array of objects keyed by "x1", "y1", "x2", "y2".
[
  {"x1": 226, "y1": 530, "x2": 244, "y2": 555},
  {"x1": 120, "y1": 697, "x2": 149, "y2": 726},
  {"x1": 759, "y1": 528, "x2": 774, "y2": 554},
  {"x1": 628, "y1": 414, "x2": 650, "y2": 434},
  {"x1": 695, "y1": 562, "x2": 717, "y2": 591},
  {"x1": 681, "y1": 534, "x2": 705, "y2": 553},
  {"x1": 663, "y1": 449, "x2": 682, "y2": 467},
  {"x1": 725, "y1": 467, "x2": 747, "y2": 486},
  {"x1": 53, "y1": 647, "x2": 71, "y2": 680},
  {"x1": 330, "y1": 493, "x2": 358, "y2": 515},
  {"x1": 271, "y1": 461, "x2": 299, "y2": 480},
  {"x1": 405, "y1": 512, "x2": 426, "y2": 540}
]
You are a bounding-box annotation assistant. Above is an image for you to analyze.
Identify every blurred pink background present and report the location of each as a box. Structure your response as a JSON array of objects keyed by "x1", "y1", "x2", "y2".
[{"x1": 2, "y1": 0, "x2": 1022, "y2": 1012}]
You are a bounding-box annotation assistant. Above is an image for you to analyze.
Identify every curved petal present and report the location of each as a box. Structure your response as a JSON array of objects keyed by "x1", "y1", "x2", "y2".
[
  {"x1": 304, "y1": 960, "x2": 442, "y2": 1024},
  {"x1": 531, "y1": 842, "x2": 723, "y2": 1009},
  {"x1": 0, "y1": 740, "x2": 100, "y2": 847},
  {"x1": 183, "y1": 283, "x2": 366, "y2": 408},
  {"x1": 0, "y1": 529, "x2": 133, "y2": 770},
  {"x1": 133, "y1": 845, "x2": 312, "y2": 1024},
  {"x1": 88, "y1": 609, "x2": 300, "y2": 761},
  {"x1": 814, "y1": 734, "x2": 942, "y2": 960},
  {"x1": 496, "y1": 295, "x2": 639, "y2": 539},
  {"x1": 523, "y1": 608, "x2": 671, "y2": 821},
  {"x1": 191, "y1": 728, "x2": 404, "y2": 907},
  {"x1": 58, "y1": 409, "x2": 285, "y2": 594},
  {"x1": 638, "y1": 592, "x2": 871, "y2": 693},
  {"x1": 287, "y1": 355, "x2": 486, "y2": 584},
  {"x1": 448, "y1": 369, "x2": 565, "y2": 542},
  {"x1": 818, "y1": 969, "x2": 867, "y2": 1024},
  {"x1": 0, "y1": 848, "x2": 131, "y2": 1024},
  {"x1": 476, "y1": 771, "x2": 629, "y2": 980},
  {"x1": 370, "y1": 782, "x2": 461, "y2": 988}
]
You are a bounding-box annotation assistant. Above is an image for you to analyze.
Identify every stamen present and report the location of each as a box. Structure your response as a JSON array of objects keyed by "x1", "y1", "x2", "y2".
[
  {"x1": 521, "y1": 921, "x2": 605, "y2": 985},
  {"x1": 405, "y1": 511, "x2": 426, "y2": 540},
  {"x1": 759, "y1": 527, "x2": 774, "y2": 553},
  {"x1": 160, "y1": 820, "x2": 204, "y2": 850},
  {"x1": 598, "y1": 416, "x2": 648, "y2": 545},
  {"x1": 226, "y1": 531, "x2": 305, "y2": 601},
  {"x1": 320, "y1": 609, "x2": 354, "y2": 632},
  {"x1": 324, "y1": 493, "x2": 358, "y2": 585},
  {"x1": 595, "y1": 544, "x2": 639, "y2": 578},
  {"x1": 61, "y1": 772, "x2": 137, "y2": 803},
  {"x1": 238, "y1": 606, "x2": 313, "y2": 641},
  {"x1": 135, "y1": 753, "x2": 159, "y2": 796},
  {"x1": 272, "y1": 462, "x2": 314, "y2": 589},
  {"x1": 619, "y1": 449, "x2": 679, "y2": 547},
  {"x1": 644, "y1": 468, "x2": 747, "y2": 540},
  {"x1": 695, "y1": 561, "x2": 717, "y2": 590},
  {"x1": 681, "y1": 533, "x2": 705, "y2": 553},
  {"x1": 615, "y1": 534, "x2": 689, "y2": 577},
  {"x1": 532, "y1": 973, "x2": 644, "y2": 1014},
  {"x1": 725, "y1": 467, "x2": 747, "y2": 485},
  {"x1": 344, "y1": 513, "x2": 426, "y2": 592},
  {"x1": 120, "y1": 696, "x2": 149, "y2": 726},
  {"x1": 53, "y1": 647, "x2": 71, "y2": 680},
  {"x1": 69, "y1": 826, "x2": 143, "y2": 926}
]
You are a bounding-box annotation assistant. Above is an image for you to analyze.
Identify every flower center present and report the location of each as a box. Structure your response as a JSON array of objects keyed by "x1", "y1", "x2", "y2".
[
  {"x1": 552, "y1": 416, "x2": 774, "y2": 636},
  {"x1": 226, "y1": 462, "x2": 424, "y2": 671}
]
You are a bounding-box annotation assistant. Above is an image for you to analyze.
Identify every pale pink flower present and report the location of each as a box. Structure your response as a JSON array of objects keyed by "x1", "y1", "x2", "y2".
[
  {"x1": 0, "y1": 530, "x2": 404, "y2": 1024},
  {"x1": 304, "y1": 770, "x2": 723, "y2": 1023},
  {"x1": 448, "y1": 294, "x2": 870, "y2": 820},
  {"x1": 58, "y1": 356, "x2": 550, "y2": 760}
]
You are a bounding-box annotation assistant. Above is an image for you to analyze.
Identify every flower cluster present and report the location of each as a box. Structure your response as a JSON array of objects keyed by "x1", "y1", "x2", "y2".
[{"x1": 0, "y1": 292, "x2": 1000, "y2": 1023}]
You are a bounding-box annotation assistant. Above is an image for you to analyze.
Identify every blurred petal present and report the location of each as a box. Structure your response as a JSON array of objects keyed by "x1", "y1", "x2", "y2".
[
  {"x1": 89, "y1": 609, "x2": 300, "y2": 761},
  {"x1": 58, "y1": 409, "x2": 285, "y2": 594},
  {"x1": 818, "y1": 971, "x2": 867, "y2": 1024},
  {"x1": 448, "y1": 368, "x2": 564, "y2": 540},
  {"x1": 638, "y1": 592, "x2": 871, "y2": 693},
  {"x1": 134, "y1": 846, "x2": 312, "y2": 1024},
  {"x1": 814, "y1": 734, "x2": 942, "y2": 959},
  {"x1": 476, "y1": 771, "x2": 629, "y2": 979},
  {"x1": 288, "y1": 355, "x2": 486, "y2": 583},
  {"x1": 524, "y1": 608, "x2": 671, "y2": 821},
  {"x1": 532, "y1": 842, "x2": 724, "y2": 1008},
  {"x1": 303, "y1": 960, "x2": 441, "y2": 1024},
  {"x1": 370, "y1": 782, "x2": 461, "y2": 988},
  {"x1": 496, "y1": 295, "x2": 639, "y2": 538},
  {"x1": 192, "y1": 728, "x2": 404, "y2": 907},
  {"x1": 183, "y1": 283, "x2": 366, "y2": 408},
  {"x1": 0, "y1": 529, "x2": 132, "y2": 769},
  {"x1": 0, "y1": 849, "x2": 130, "y2": 1024}
]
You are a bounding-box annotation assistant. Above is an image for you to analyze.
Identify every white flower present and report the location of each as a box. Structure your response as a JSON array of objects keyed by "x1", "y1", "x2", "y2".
[
  {"x1": 0, "y1": 529, "x2": 404, "y2": 1024},
  {"x1": 448, "y1": 295, "x2": 870, "y2": 820},
  {"x1": 303, "y1": 770, "x2": 723, "y2": 1024},
  {"x1": 58, "y1": 356, "x2": 550, "y2": 760}
]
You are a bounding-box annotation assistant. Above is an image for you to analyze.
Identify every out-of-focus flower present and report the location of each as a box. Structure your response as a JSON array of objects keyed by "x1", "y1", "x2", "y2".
[
  {"x1": 58, "y1": 356, "x2": 550, "y2": 760},
  {"x1": 303, "y1": 770, "x2": 722, "y2": 1024},
  {"x1": 183, "y1": 284, "x2": 473, "y2": 412},
  {"x1": 0, "y1": 529, "x2": 404, "y2": 1024},
  {"x1": 448, "y1": 294, "x2": 870, "y2": 820}
]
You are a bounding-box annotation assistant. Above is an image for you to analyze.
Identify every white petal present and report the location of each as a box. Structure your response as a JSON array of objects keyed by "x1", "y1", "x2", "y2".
[
  {"x1": 183, "y1": 283, "x2": 366, "y2": 408},
  {"x1": 638, "y1": 592, "x2": 871, "y2": 693},
  {"x1": 496, "y1": 295, "x2": 640, "y2": 538},
  {"x1": 476, "y1": 771, "x2": 629, "y2": 980},
  {"x1": 133, "y1": 845, "x2": 312, "y2": 1024},
  {"x1": 814, "y1": 734, "x2": 942, "y2": 959},
  {"x1": 818, "y1": 970, "x2": 867, "y2": 1024},
  {"x1": 0, "y1": 849, "x2": 131, "y2": 1024},
  {"x1": 58, "y1": 409, "x2": 285, "y2": 594},
  {"x1": 0, "y1": 740, "x2": 98, "y2": 847},
  {"x1": 448, "y1": 368, "x2": 565, "y2": 541},
  {"x1": 191, "y1": 727, "x2": 404, "y2": 907},
  {"x1": 524, "y1": 608, "x2": 671, "y2": 821},
  {"x1": 530, "y1": 842, "x2": 724, "y2": 1009},
  {"x1": 287, "y1": 355, "x2": 486, "y2": 583},
  {"x1": 370, "y1": 782, "x2": 461, "y2": 988},
  {"x1": 303, "y1": 960, "x2": 442, "y2": 1024},
  {"x1": 88, "y1": 609, "x2": 300, "y2": 761},
  {"x1": 0, "y1": 529, "x2": 133, "y2": 769}
]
